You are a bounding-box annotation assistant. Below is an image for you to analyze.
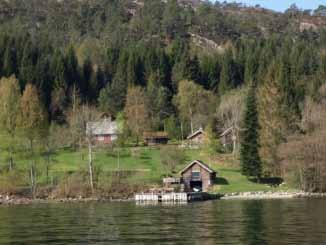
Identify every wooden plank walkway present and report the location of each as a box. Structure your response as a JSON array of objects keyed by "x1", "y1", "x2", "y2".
[{"x1": 135, "y1": 192, "x2": 219, "y2": 203}]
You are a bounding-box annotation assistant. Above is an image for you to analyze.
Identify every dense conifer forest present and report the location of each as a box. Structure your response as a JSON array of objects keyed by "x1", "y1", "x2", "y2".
[{"x1": 0, "y1": 0, "x2": 325, "y2": 195}]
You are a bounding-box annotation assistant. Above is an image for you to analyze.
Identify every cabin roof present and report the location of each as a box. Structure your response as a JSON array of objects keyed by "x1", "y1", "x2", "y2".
[
  {"x1": 86, "y1": 118, "x2": 118, "y2": 135},
  {"x1": 187, "y1": 128, "x2": 204, "y2": 140},
  {"x1": 220, "y1": 126, "x2": 234, "y2": 137},
  {"x1": 143, "y1": 131, "x2": 169, "y2": 139},
  {"x1": 180, "y1": 160, "x2": 216, "y2": 174}
]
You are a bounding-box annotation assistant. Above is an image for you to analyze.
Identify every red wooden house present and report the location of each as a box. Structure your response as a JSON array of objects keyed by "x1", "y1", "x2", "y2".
[{"x1": 86, "y1": 117, "x2": 119, "y2": 144}]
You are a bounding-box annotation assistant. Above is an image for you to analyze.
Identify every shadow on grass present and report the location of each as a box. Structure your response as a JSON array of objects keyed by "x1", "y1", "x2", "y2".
[
  {"x1": 106, "y1": 152, "x2": 131, "y2": 158},
  {"x1": 219, "y1": 168, "x2": 241, "y2": 173},
  {"x1": 250, "y1": 177, "x2": 284, "y2": 187},
  {"x1": 215, "y1": 177, "x2": 229, "y2": 185},
  {"x1": 140, "y1": 155, "x2": 151, "y2": 160}
]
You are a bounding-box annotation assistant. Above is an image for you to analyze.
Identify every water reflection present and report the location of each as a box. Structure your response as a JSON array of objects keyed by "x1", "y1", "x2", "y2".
[
  {"x1": 0, "y1": 199, "x2": 326, "y2": 244},
  {"x1": 242, "y1": 201, "x2": 267, "y2": 245}
]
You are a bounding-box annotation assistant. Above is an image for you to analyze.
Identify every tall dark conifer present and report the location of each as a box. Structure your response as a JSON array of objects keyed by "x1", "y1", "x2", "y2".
[
  {"x1": 65, "y1": 46, "x2": 79, "y2": 89},
  {"x1": 3, "y1": 41, "x2": 17, "y2": 77},
  {"x1": 219, "y1": 51, "x2": 234, "y2": 95},
  {"x1": 81, "y1": 56, "x2": 93, "y2": 98},
  {"x1": 240, "y1": 83, "x2": 262, "y2": 179},
  {"x1": 19, "y1": 41, "x2": 35, "y2": 88}
]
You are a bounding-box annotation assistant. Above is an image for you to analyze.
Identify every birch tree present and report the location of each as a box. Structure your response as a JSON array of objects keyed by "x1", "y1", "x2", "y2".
[
  {"x1": 82, "y1": 105, "x2": 100, "y2": 193},
  {"x1": 0, "y1": 75, "x2": 21, "y2": 171},
  {"x1": 19, "y1": 84, "x2": 47, "y2": 197},
  {"x1": 124, "y1": 86, "x2": 149, "y2": 144},
  {"x1": 174, "y1": 80, "x2": 217, "y2": 135}
]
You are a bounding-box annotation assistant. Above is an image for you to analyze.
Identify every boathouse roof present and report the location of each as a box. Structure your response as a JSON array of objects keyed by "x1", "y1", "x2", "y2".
[{"x1": 180, "y1": 160, "x2": 216, "y2": 174}]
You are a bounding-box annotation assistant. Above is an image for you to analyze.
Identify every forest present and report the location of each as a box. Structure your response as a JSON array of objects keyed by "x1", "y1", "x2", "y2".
[{"x1": 0, "y1": 0, "x2": 325, "y2": 197}]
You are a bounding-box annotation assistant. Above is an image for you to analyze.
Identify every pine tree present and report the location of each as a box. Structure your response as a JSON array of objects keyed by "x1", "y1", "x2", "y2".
[
  {"x1": 65, "y1": 46, "x2": 79, "y2": 89},
  {"x1": 240, "y1": 83, "x2": 262, "y2": 179},
  {"x1": 19, "y1": 41, "x2": 34, "y2": 88},
  {"x1": 3, "y1": 41, "x2": 17, "y2": 77},
  {"x1": 219, "y1": 50, "x2": 235, "y2": 95},
  {"x1": 105, "y1": 48, "x2": 120, "y2": 83},
  {"x1": 162, "y1": 0, "x2": 185, "y2": 38},
  {"x1": 184, "y1": 54, "x2": 201, "y2": 84},
  {"x1": 51, "y1": 50, "x2": 67, "y2": 89},
  {"x1": 146, "y1": 72, "x2": 170, "y2": 129},
  {"x1": 81, "y1": 56, "x2": 93, "y2": 97}
]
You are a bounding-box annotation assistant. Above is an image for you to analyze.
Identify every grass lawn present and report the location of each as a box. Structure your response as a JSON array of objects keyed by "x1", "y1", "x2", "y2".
[{"x1": 0, "y1": 145, "x2": 292, "y2": 193}]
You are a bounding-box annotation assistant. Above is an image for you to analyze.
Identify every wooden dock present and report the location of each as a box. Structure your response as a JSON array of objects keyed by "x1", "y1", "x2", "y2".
[{"x1": 135, "y1": 192, "x2": 219, "y2": 203}]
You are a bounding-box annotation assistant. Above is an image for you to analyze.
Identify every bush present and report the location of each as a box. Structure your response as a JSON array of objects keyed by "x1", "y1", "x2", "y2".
[
  {"x1": 160, "y1": 146, "x2": 186, "y2": 175},
  {"x1": 52, "y1": 170, "x2": 92, "y2": 198},
  {"x1": 96, "y1": 171, "x2": 147, "y2": 199},
  {"x1": 0, "y1": 170, "x2": 28, "y2": 195}
]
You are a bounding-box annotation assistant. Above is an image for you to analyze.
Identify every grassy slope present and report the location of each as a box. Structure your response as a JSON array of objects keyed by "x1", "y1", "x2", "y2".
[{"x1": 0, "y1": 146, "x2": 291, "y2": 193}]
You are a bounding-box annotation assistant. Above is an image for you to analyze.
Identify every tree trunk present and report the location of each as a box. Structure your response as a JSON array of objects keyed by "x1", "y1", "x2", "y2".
[
  {"x1": 189, "y1": 107, "x2": 194, "y2": 134},
  {"x1": 30, "y1": 163, "x2": 36, "y2": 198},
  {"x1": 29, "y1": 139, "x2": 36, "y2": 198},
  {"x1": 180, "y1": 122, "x2": 184, "y2": 144},
  {"x1": 88, "y1": 139, "x2": 94, "y2": 193},
  {"x1": 232, "y1": 131, "x2": 236, "y2": 155},
  {"x1": 9, "y1": 148, "x2": 13, "y2": 171},
  {"x1": 46, "y1": 155, "x2": 50, "y2": 184}
]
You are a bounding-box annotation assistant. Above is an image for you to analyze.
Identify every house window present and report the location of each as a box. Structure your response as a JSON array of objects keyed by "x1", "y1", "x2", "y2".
[
  {"x1": 97, "y1": 136, "x2": 105, "y2": 141},
  {"x1": 191, "y1": 171, "x2": 201, "y2": 180}
]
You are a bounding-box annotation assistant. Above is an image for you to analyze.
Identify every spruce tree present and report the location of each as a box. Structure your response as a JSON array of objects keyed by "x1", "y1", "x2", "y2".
[
  {"x1": 219, "y1": 50, "x2": 235, "y2": 95},
  {"x1": 19, "y1": 41, "x2": 35, "y2": 88},
  {"x1": 3, "y1": 42, "x2": 16, "y2": 77},
  {"x1": 65, "y1": 46, "x2": 79, "y2": 89},
  {"x1": 240, "y1": 83, "x2": 262, "y2": 179}
]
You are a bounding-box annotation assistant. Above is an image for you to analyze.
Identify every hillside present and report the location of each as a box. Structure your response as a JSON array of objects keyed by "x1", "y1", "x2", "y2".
[
  {"x1": 0, "y1": 145, "x2": 291, "y2": 198},
  {"x1": 0, "y1": 0, "x2": 325, "y2": 198}
]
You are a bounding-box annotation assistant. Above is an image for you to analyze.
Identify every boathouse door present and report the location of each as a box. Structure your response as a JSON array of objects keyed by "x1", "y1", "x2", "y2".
[{"x1": 190, "y1": 171, "x2": 202, "y2": 192}]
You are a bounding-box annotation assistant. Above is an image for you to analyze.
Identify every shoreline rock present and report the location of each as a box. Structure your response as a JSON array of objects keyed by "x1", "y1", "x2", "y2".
[
  {"x1": 0, "y1": 195, "x2": 134, "y2": 206},
  {"x1": 220, "y1": 191, "x2": 326, "y2": 200},
  {"x1": 2, "y1": 191, "x2": 326, "y2": 205}
]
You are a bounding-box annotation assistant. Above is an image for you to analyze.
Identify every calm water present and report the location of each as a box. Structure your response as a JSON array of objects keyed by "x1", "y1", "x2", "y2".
[{"x1": 0, "y1": 199, "x2": 326, "y2": 245}]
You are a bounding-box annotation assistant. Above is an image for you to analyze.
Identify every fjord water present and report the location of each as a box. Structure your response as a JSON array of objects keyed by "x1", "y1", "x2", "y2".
[{"x1": 0, "y1": 199, "x2": 326, "y2": 245}]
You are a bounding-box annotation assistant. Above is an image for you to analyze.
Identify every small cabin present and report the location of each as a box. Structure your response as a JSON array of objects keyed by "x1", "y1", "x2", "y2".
[
  {"x1": 143, "y1": 132, "x2": 169, "y2": 146},
  {"x1": 220, "y1": 126, "x2": 236, "y2": 151},
  {"x1": 180, "y1": 160, "x2": 216, "y2": 192},
  {"x1": 187, "y1": 128, "x2": 205, "y2": 145},
  {"x1": 86, "y1": 116, "x2": 119, "y2": 144}
]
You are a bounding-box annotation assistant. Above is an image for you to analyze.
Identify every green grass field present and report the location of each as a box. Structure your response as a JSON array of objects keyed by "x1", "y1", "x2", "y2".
[{"x1": 0, "y1": 145, "x2": 291, "y2": 193}]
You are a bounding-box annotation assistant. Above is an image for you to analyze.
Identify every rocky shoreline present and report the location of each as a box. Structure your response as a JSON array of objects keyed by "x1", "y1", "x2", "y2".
[
  {"x1": 1, "y1": 191, "x2": 326, "y2": 205},
  {"x1": 0, "y1": 195, "x2": 133, "y2": 206},
  {"x1": 221, "y1": 191, "x2": 326, "y2": 200}
]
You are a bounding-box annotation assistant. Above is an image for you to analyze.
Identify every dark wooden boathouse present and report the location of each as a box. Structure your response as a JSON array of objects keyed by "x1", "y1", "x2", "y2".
[{"x1": 180, "y1": 160, "x2": 216, "y2": 192}]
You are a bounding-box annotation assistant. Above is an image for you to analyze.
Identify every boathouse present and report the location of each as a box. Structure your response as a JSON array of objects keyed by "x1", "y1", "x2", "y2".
[{"x1": 180, "y1": 160, "x2": 216, "y2": 192}]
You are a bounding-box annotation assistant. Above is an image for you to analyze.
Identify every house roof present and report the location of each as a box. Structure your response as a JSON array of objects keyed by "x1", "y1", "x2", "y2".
[
  {"x1": 143, "y1": 131, "x2": 169, "y2": 139},
  {"x1": 180, "y1": 160, "x2": 216, "y2": 174},
  {"x1": 86, "y1": 118, "x2": 118, "y2": 135},
  {"x1": 220, "y1": 126, "x2": 234, "y2": 137},
  {"x1": 187, "y1": 128, "x2": 204, "y2": 140}
]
